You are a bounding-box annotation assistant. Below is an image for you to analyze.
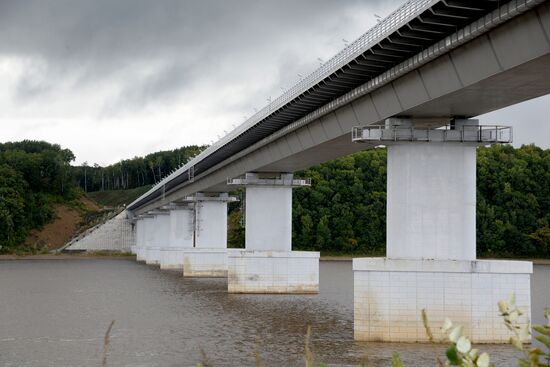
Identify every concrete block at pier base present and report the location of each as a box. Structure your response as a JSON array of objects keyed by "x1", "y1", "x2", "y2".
[
  {"x1": 145, "y1": 246, "x2": 162, "y2": 265},
  {"x1": 130, "y1": 246, "x2": 137, "y2": 255},
  {"x1": 159, "y1": 247, "x2": 186, "y2": 270},
  {"x1": 136, "y1": 248, "x2": 146, "y2": 262},
  {"x1": 182, "y1": 248, "x2": 227, "y2": 277},
  {"x1": 228, "y1": 250, "x2": 320, "y2": 294},
  {"x1": 353, "y1": 258, "x2": 532, "y2": 343}
]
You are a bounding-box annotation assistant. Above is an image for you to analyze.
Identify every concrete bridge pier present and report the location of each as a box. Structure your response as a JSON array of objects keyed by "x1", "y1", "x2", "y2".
[
  {"x1": 134, "y1": 215, "x2": 148, "y2": 261},
  {"x1": 160, "y1": 203, "x2": 194, "y2": 270},
  {"x1": 130, "y1": 220, "x2": 138, "y2": 256},
  {"x1": 227, "y1": 172, "x2": 319, "y2": 293},
  {"x1": 182, "y1": 193, "x2": 236, "y2": 277},
  {"x1": 352, "y1": 118, "x2": 532, "y2": 343},
  {"x1": 145, "y1": 210, "x2": 170, "y2": 266},
  {"x1": 136, "y1": 215, "x2": 154, "y2": 262}
]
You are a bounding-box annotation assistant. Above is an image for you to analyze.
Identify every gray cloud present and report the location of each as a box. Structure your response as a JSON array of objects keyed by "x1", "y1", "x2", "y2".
[
  {"x1": 0, "y1": 0, "x2": 546, "y2": 166},
  {"x1": 0, "y1": 0, "x2": 391, "y2": 108}
]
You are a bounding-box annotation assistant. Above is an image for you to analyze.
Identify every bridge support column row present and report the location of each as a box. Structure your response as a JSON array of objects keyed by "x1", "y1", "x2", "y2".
[
  {"x1": 227, "y1": 173, "x2": 319, "y2": 293},
  {"x1": 353, "y1": 118, "x2": 532, "y2": 343},
  {"x1": 132, "y1": 175, "x2": 318, "y2": 293}
]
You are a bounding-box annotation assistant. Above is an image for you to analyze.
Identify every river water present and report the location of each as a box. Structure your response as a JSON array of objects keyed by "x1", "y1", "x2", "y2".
[{"x1": 0, "y1": 259, "x2": 548, "y2": 366}]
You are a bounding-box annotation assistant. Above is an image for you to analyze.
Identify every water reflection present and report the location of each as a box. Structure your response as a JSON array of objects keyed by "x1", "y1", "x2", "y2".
[{"x1": 0, "y1": 260, "x2": 547, "y2": 366}]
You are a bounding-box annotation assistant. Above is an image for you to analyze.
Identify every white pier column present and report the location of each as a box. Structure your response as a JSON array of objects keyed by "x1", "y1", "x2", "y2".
[
  {"x1": 130, "y1": 219, "x2": 137, "y2": 256},
  {"x1": 134, "y1": 216, "x2": 147, "y2": 261},
  {"x1": 130, "y1": 219, "x2": 138, "y2": 256},
  {"x1": 145, "y1": 211, "x2": 170, "y2": 265},
  {"x1": 160, "y1": 203, "x2": 194, "y2": 270},
  {"x1": 182, "y1": 193, "x2": 236, "y2": 277},
  {"x1": 137, "y1": 215, "x2": 154, "y2": 262},
  {"x1": 352, "y1": 119, "x2": 532, "y2": 343},
  {"x1": 386, "y1": 142, "x2": 477, "y2": 261},
  {"x1": 227, "y1": 173, "x2": 319, "y2": 294}
]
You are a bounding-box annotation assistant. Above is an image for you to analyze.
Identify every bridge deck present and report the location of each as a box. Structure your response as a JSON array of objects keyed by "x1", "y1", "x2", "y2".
[{"x1": 128, "y1": 0, "x2": 546, "y2": 212}]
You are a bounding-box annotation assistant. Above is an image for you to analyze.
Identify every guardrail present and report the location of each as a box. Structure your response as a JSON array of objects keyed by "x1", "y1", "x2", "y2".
[
  {"x1": 352, "y1": 125, "x2": 513, "y2": 144},
  {"x1": 227, "y1": 177, "x2": 312, "y2": 187}
]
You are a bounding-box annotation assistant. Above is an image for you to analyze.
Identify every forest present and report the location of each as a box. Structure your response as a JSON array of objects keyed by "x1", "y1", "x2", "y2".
[
  {"x1": 0, "y1": 141, "x2": 77, "y2": 250},
  {"x1": 228, "y1": 145, "x2": 550, "y2": 258},
  {"x1": 1, "y1": 140, "x2": 549, "y2": 258},
  {"x1": 289, "y1": 144, "x2": 550, "y2": 258},
  {"x1": 223, "y1": 144, "x2": 550, "y2": 259},
  {"x1": 72, "y1": 145, "x2": 206, "y2": 192}
]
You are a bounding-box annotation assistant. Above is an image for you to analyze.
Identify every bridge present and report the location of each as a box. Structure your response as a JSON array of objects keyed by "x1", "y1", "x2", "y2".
[{"x1": 72, "y1": 0, "x2": 550, "y2": 343}]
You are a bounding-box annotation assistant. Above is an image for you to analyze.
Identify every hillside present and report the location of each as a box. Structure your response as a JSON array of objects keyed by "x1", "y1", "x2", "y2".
[
  {"x1": 87, "y1": 185, "x2": 152, "y2": 208},
  {"x1": 23, "y1": 197, "x2": 102, "y2": 253},
  {"x1": 0, "y1": 141, "x2": 77, "y2": 253}
]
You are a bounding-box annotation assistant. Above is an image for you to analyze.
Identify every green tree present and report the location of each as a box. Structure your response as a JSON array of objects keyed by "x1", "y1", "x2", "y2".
[
  {"x1": 227, "y1": 210, "x2": 245, "y2": 248},
  {"x1": 0, "y1": 141, "x2": 77, "y2": 252},
  {"x1": 316, "y1": 215, "x2": 331, "y2": 250},
  {"x1": 0, "y1": 164, "x2": 27, "y2": 250}
]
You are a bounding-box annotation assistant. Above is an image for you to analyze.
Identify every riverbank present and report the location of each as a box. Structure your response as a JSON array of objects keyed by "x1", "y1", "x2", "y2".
[
  {"x1": 2, "y1": 252, "x2": 550, "y2": 264},
  {"x1": 0, "y1": 252, "x2": 134, "y2": 260}
]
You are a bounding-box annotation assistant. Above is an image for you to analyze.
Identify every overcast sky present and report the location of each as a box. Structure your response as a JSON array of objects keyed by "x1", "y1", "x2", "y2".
[{"x1": 0, "y1": 0, "x2": 549, "y2": 166}]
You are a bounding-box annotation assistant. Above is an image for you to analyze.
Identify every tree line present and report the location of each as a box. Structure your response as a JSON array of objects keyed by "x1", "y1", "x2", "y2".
[
  {"x1": 229, "y1": 144, "x2": 550, "y2": 258},
  {"x1": 0, "y1": 141, "x2": 206, "y2": 253},
  {"x1": 1, "y1": 139, "x2": 549, "y2": 258},
  {"x1": 287, "y1": 144, "x2": 550, "y2": 258},
  {"x1": 73, "y1": 145, "x2": 206, "y2": 192}
]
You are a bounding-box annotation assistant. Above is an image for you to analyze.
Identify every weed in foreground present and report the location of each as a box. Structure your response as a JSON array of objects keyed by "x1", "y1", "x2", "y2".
[{"x1": 102, "y1": 320, "x2": 115, "y2": 367}]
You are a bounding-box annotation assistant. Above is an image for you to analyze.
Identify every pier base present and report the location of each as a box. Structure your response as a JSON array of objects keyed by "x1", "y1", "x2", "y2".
[
  {"x1": 136, "y1": 247, "x2": 146, "y2": 262},
  {"x1": 182, "y1": 248, "x2": 227, "y2": 277},
  {"x1": 160, "y1": 248, "x2": 185, "y2": 270},
  {"x1": 228, "y1": 250, "x2": 319, "y2": 293},
  {"x1": 145, "y1": 246, "x2": 161, "y2": 265},
  {"x1": 353, "y1": 258, "x2": 532, "y2": 343}
]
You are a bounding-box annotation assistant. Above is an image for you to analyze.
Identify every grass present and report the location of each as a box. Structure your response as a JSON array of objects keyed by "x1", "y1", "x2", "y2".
[
  {"x1": 74, "y1": 251, "x2": 134, "y2": 257},
  {"x1": 87, "y1": 185, "x2": 152, "y2": 208}
]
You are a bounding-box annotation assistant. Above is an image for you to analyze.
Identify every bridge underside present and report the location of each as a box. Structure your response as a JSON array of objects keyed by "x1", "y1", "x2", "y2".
[
  {"x1": 260, "y1": 51, "x2": 550, "y2": 173},
  {"x1": 134, "y1": 4, "x2": 550, "y2": 215}
]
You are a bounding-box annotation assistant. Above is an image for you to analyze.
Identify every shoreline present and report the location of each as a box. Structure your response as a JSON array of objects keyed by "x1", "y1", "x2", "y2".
[{"x1": 1, "y1": 253, "x2": 550, "y2": 265}]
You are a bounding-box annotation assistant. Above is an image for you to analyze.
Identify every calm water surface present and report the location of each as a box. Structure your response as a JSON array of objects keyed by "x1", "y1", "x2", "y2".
[{"x1": 0, "y1": 259, "x2": 548, "y2": 366}]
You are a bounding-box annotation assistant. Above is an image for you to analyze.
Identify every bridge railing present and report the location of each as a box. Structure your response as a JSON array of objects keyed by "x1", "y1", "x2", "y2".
[
  {"x1": 162, "y1": 0, "x2": 436, "y2": 182},
  {"x1": 224, "y1": 0, "x2": 435, "y2": 144},
  {"x1": 352, "y1": 125, "x2": 513, "y2": 144},
  {"x1": 227, "y1": 177, "x2": 312, "y2": 187},
  {"x1": 127, "y1": 0, "x2": 442, "y2": 209}
]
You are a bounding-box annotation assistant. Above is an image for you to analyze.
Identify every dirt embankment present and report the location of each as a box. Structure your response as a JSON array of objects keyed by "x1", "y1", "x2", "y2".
[
  {"x1": 24, "y1": 197, "x2": 102, "y2": 252},
  {"x1": 80, "y1": 196, "x2": 101, "y2": 212}
]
